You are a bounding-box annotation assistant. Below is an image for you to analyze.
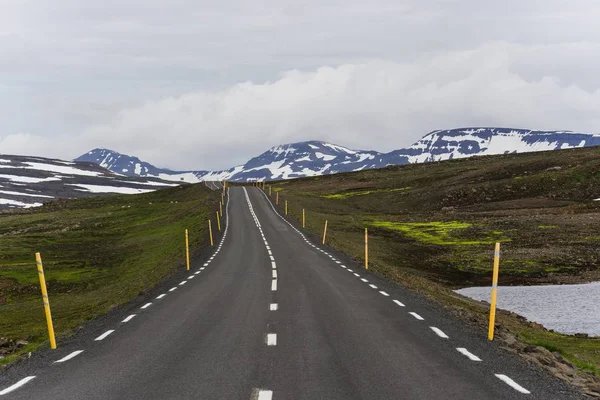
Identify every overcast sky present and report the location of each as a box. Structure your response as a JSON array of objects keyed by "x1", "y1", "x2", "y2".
[{"x1": 2, "y1": 0, "x2": 600, "y2": 170}]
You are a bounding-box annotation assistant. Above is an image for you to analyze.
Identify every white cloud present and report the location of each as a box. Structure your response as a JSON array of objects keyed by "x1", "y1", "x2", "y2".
[
  {"x1": 3, "y1": 41, "x2": 600, "y2": 170},
  {"x1": 2, "y1": 1, "x2": 600, "y2": 169}
]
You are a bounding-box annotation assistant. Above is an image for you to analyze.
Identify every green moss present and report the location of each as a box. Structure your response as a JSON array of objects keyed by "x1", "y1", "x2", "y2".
[
  {"x1": 0, "y1": 267, "x2": 103, "y2": 286},
  {"x1": 322, "y1": 187, "x2": 411, "y2": 199},
  {"x1": 0, "y1": 184, "x2": 217, "y2": 362},
  {"x1": 371, "y1": 220, "x2": 506, "y2": 245}
]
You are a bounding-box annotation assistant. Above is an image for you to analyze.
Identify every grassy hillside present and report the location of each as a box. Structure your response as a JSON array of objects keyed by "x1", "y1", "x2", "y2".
[
  {"x1": 266, "y1": 146, "x2": 600, "y2": 383},
  {"x1": 0, "y1": 184, "x2": 219, "y2": 365}
]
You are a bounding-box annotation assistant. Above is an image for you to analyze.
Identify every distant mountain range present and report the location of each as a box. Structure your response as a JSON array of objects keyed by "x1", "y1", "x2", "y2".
[
  {"x1": 0, "y1": 155, "x2": 178, "y2": 209},
  {"x1": 1, "y1": 127, "x2": 598, "y2": 209},
  {"x1": 77, "y1": 127, "x2": 600, "y2": 183}
]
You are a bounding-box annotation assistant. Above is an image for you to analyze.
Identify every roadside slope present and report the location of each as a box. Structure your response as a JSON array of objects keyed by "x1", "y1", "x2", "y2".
[{"x1": 0, "y1": 183, "x2": 219, "y2": 365}]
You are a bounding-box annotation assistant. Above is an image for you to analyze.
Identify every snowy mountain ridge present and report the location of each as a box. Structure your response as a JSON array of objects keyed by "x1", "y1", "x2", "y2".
[
  {"x1": 0, "y1": 155, "x2": 178, "y2": 209},
  {"x1": 77, "y1": 127, "x2": 600, "y2": 183}
]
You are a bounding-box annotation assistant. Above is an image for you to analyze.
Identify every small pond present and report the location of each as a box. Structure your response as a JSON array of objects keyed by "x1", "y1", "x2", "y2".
[{"x1": 456, "y1": 282, "x2": 600, "y2": 336}]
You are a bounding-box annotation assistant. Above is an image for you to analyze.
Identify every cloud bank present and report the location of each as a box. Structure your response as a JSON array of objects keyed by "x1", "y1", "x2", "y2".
[{"x1": 2, "y1": 1, "x2": 600, "y2": 170}]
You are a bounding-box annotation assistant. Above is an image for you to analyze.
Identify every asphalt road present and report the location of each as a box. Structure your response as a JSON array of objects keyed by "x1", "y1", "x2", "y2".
[{"x1": 0, "y1": 187, "x2": 586, "y2": 399}]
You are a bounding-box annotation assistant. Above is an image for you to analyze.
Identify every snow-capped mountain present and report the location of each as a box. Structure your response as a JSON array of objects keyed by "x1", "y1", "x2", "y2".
[
  {"x1": 76, "y1": 148, "x2": 207, "y2": 183},
  {"x1": 78, "y1": 127, "x2": 600, "y2": 183},
  {"x1": 387, "y1": 128, "x2": 600, "y2": 164},
  {"x1": 227, "y1": 141, "x2": 384, "y2": 181},
  {"x1": 0, "y1": 155, "x2": 178, "y2": 210}
]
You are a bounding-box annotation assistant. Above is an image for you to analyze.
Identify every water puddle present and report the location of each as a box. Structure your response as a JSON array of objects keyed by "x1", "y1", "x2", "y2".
[{"x1": 456, "y1": 282, "x2": 600, "y2": 336}]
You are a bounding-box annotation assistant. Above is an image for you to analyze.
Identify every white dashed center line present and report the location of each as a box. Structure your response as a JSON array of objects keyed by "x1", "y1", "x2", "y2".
[
  {"x1": 270, "y1": 303, "x2": 278, "y2": 311},
  {"x1": 379, "y1": 291, "x2": 390, "y2": 297},
  {"x1": 271, "y1": 279, "x2": 278, "y2": 291},
  {"x1": 272, "y1": 270, "x2": 278, "y2": 279},
  {"x1": 141, "y1": 302, "x2": 152, "y2": 309},
  {"x1": 369, "y1": 284, "x2": 378, "y2": 289},
  {"x1": 266, "y1": 334, "x2": 277, "y2": 346},
  {"x1": 156, "y1": 294, "x2": 166, "y2": 299},
  {"x1": 257, "y1": 389, "x2": 273, "y2": 400},
  {"x1": 169, "y1": 287, "x2": 177, "y2": 292}
]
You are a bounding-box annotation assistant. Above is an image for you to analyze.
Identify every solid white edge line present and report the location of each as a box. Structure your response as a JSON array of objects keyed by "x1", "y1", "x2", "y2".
[
  {"x1": 54, "y1": 350, "x2": 83, "y2": 363},
  {"x1": 430, "y1": 327, "x2": 449, "y2": 339},
  {"x1": 456, "y1": 347, "x2": 482, "y2": 362},
  {"x1": 94, "y1": 329, "x2": 115, "y2": 341},
  {"x1": 0, "y1": 376, "x2": 36, "y2": 395},
  {"x1": 270, "y1": 303, "x2": 278, "y2": 311},
  {"x1": 141, "y1": 302, "x2": 152, "y2": 309},
  {"x1": 122, "y1": 314, "x2": 136, "y2": 323},
  {"x1": 271, "y1": 279, "x2": 277, "y2": 291},
  {"x1": 495, "y1": 374, "x2": 531, "y2": 394},
  {"x1": 409, "y1": 312, "x2": 424, "y2": 320},
  {"x1": 266, "y1": 333, "x2": 277, "y2": 346}
]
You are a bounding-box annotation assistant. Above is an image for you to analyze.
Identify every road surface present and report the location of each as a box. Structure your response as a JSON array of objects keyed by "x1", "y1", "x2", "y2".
[{"x1": 0, "y1": 187, "x2": 585, "y2": 399}]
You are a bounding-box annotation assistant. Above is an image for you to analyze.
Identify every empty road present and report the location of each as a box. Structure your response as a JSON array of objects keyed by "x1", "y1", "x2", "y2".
[{"x1": 0, "y1": 187, "x2": 584, "y2": 399}]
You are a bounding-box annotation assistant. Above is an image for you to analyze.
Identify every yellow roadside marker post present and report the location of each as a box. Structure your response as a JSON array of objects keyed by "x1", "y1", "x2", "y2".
[
  {"x1": 365, "y1": 228, "x2": 369, "y2": 270},
  {"x1": 208, "y1": 220, "x2": 214, "y2": 247},
  {"x1": 185, "y1": 229, "x2": 190, "y2": 271},
  {"x1": 220, "y1": 201, "x2": 223, "y2": 218},
  {"x1": 488, "y1": 242, "x2": 501, "y2": 340},
  {"x1": 322, "y1": 220, "x2": 328, "y2": 245},
  {"x1": 269, "y1": 186, "x2": 272, "y2": 196},
  {"x1": 36, "y1": 252, "x2": 57, "y2": 349},
  {"x1": 285, "y1": 200, "x2": 288, "y2": 216},
  {"x1": 216, "y1": 211, "x2": 221, "y2": 231},
  {"x1": 276, "y1": 192, "x2": 279, "y2": 205},
  {"x1": 302, "y1": 209, "x2": 305, "y2": 228}
]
